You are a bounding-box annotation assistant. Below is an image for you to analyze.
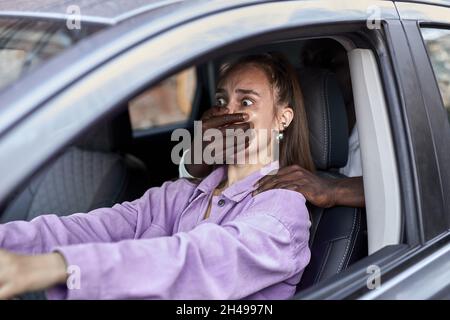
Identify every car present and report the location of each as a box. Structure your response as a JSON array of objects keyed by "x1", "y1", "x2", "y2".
[{"x1": 0, "y1": 0, "x2": 449, "y2": 300}]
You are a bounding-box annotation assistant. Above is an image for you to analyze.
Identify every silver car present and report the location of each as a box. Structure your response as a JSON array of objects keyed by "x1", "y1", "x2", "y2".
[{"x1": 0, "y1": 0, "x2": 449, "y2": 300}]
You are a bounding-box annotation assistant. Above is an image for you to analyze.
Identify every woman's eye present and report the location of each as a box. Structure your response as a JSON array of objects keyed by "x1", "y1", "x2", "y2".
[
  {"x1": 242, "y1": 99, "x2": 254, "y2": 107},
  {"x1": 216, "y1": 98, "x2": 227, "y2": 107}
]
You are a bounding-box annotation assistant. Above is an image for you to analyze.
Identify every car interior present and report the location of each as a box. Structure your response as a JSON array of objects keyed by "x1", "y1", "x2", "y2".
[{"x1": 0, "y1": 37, "x2": 370, "y2": 297}]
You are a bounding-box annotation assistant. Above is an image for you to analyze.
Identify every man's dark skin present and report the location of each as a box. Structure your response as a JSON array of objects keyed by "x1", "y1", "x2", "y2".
[
  {"x1": 185, "y1": 41, "x2": 365, "y2": 208},
  {"x1": 184, "y1": 106, "x2": 252, "y2": 178},
  {"x1": 253, "y1": 166, "x2": 364, "y2": 208}
]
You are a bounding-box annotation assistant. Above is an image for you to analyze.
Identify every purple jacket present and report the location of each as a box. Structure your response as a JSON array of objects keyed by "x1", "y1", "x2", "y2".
[{"x1": 0, "y1": 165, "x2": 311, "y2": 299}]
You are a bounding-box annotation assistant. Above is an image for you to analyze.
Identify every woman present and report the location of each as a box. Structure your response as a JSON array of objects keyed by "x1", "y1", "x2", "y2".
[{"x1": 0, "y1": 53, "x2": 314, "y2": 300}]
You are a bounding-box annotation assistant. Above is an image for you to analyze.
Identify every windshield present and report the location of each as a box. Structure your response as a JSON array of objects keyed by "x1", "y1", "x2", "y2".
[{"x1": 0, "y1": 18, "x2": 104, "y2": 91}]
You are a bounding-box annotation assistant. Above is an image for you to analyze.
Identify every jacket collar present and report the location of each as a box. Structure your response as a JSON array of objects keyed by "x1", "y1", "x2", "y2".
[{"x1": 191, "y1": 162, "x2": 279, "y2": 203}]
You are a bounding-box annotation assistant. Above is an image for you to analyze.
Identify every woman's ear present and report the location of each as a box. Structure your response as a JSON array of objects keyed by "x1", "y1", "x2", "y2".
[{"x1": 278, "y1": 106, "x2": 294, "y2": 131}]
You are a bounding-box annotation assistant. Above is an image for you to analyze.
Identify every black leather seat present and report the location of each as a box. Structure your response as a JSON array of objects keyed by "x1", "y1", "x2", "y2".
[
  {"x1": 0, "y1": 111, "x2": 151, "y2": 223},
  {"x1": 296, "y1": 68, "x2": 367, "y2": 292}
]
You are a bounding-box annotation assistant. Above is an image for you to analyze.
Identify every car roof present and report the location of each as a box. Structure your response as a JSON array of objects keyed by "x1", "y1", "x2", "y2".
[
  {"x1": 1, "y1": 0, "x2": 449, "y2": 26},
  {"x1": 0, "y1": 0, "x2": 194, "y2": 25},
  {"x1": 394, "y1": 0, "x2": 450, "y2": 6}
]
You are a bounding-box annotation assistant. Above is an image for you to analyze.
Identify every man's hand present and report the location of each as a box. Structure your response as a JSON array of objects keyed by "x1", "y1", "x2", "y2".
[
  {"x1": 0, "y1": 249, "x2": 67, "y2": 299},
  {"x1": 185, "y1": 106, "x2": 252, "y2": 178},
  {"x1": 253, "y1": 165, "x2": 365, "y2": 208}
]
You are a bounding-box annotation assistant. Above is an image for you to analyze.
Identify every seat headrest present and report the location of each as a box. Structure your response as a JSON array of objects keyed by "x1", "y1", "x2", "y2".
[
  {"x1": 298, "y1": 67, "x2": 349, "y2": 170},
  {"x1": 76, "y1": 110, "x2": 132, "y2": 153}
]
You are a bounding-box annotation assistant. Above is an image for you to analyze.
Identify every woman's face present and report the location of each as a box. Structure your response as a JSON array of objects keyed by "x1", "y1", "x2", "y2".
[
  {"x1": 216, "y1": 64, "x2": 277, "y2": 131},
  {"x1": 215, "y1": 64, "x2": 291, "y2": 164}
]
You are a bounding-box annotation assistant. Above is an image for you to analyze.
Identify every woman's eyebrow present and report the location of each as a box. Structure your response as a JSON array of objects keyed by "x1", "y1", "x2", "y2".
[
  {"x1": 215, "y1": 88, "x2": 227, "y2": 95},
  {"x1": 235, "y1": 88, "x2": 260, "y2": 97}
]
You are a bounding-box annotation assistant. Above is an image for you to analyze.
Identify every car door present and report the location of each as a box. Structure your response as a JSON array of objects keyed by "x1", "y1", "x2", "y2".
[
  {"x1": 304, "y1": 1, "x2": 450, "y2": 300},
  {"x1": 356, "y1": 0, "x2": 450, "y2": 300}
]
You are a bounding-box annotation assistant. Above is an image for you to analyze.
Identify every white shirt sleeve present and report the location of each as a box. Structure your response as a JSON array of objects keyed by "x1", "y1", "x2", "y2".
[
  {"x1": 339, "y1": 126, "x2": 363, "y2": 177},
  {"x1": 179, "y1": 149, "x2": 196, "y2": 179}
]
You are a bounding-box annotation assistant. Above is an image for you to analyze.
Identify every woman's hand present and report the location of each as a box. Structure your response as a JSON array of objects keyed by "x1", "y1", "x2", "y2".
[
  {"x1": 253, "y1": 165, "x2": 365, "y2": 208},
  {"x1": 0, "y1": 249, "x2": 67, "y2": 299}
]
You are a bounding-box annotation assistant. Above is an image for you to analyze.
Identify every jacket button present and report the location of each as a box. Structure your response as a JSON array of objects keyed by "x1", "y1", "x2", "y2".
[{"x1": 218, "y1": 199, "x2": 225, "y2": 207}]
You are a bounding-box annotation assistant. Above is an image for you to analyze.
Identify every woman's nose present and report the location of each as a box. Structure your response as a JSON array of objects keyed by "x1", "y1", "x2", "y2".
[{"x1": 227, "y1": 101, "x2": 240, "y2": 114}]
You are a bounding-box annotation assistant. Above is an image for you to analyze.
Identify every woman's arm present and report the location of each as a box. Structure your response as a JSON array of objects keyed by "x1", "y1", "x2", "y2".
[
  {"x1": 48, "y1": 217, "x2": 308, "y2": 299},
  {"x1": 0, "y1": 207, "x2": 307, "y2": 300},
  {"x1": 0, "y1": 206, "x2": 135, "y2": 256},
  {"x1": 44, "y1": 191, "x2": 310, "y2": 300},
  {"x1": 0, "y1": 180, "x2": 189, "y2": 256},
  {"x1": 0, "y1": 250, "x2": 67, "y2": 299},
  {"x1": 0, "y1": 188, "x2": 309, "y2": 300}
]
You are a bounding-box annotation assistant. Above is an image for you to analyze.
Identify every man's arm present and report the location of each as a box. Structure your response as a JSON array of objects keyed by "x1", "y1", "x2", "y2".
[
  {"x1": 181, "y1": 149, "x2": 212, "y2": 179},
  {"x1": 329, "y1": 176, "x2": 365, "y2": 208},
  {"x1": 253, "y1": 165, "x2": 365, "y2": 208}
]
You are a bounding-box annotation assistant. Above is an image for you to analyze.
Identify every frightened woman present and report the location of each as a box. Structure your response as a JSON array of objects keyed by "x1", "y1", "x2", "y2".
[{"x1": 0, "y1": 53, "x2": 314, "y2": 300}]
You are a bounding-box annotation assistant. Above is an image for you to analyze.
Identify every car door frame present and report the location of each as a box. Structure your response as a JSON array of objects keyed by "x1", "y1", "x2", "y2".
[
  {"x1": 395, "y1": 0, "x2": 450, "y2": 239},
  {"x1": 348, "y1": 0, "x2": 450, "y2": 300},
  {"x1": 0, "y1": 0, "x2": 445, "y2": 299},
  {"x1": 298, "y1": 2, "x2": 450, "y2": 299}
]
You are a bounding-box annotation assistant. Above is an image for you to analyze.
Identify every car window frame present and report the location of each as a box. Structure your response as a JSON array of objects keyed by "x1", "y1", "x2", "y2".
[{"x1": 396, "y1": 2, "x2": 450, "y2": 240}]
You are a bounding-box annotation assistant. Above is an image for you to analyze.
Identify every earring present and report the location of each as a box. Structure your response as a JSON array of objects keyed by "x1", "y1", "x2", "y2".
[
  {"x1": 276, "y1": 132, "x2": 284, "y2": 141},
  {"x1": 277, "y1": 122, "x2": 287, "y2": 141}
]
